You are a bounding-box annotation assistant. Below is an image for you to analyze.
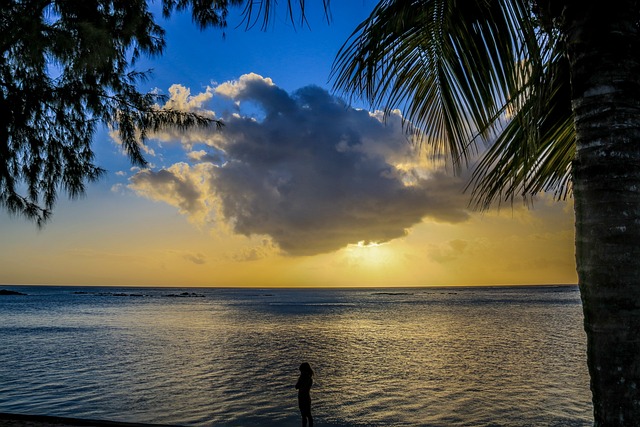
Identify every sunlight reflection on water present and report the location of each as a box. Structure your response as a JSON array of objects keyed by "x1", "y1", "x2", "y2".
[{"x1": 0, "y1": 286, "x2": 591, "y2": 426}]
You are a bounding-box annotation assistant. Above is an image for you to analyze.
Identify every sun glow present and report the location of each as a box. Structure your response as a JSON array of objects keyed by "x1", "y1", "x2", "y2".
[
  {"x1": 344, "y1": 241, "x2": 398, "y2": 268},
  {"x1": 355, "y1": 240, "x2": 382, "y2": 248}
]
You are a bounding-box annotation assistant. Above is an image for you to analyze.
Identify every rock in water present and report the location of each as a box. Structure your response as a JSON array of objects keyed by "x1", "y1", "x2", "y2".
[{"x1": 0, "y1": 289, "x2": 27, "y2": 296}]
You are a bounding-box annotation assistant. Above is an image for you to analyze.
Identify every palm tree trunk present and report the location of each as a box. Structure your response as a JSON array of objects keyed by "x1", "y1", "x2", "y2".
[{"x1": 564, "y1": 1, "x2": 640, "y2": 425}]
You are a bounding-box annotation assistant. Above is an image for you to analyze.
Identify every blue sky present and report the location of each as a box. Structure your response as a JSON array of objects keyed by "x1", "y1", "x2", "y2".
[
  {"x1": 0, "y1": 2, "x2": 578, "y2": 287},
  {"x1": 142, "y1": 2, "x2": 376, "y2": 95}
]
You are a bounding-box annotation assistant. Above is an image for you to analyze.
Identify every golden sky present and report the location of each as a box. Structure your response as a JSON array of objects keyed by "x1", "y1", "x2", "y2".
[{"x1": 0, "y1": 162, "x2": 576, "y2": 288}]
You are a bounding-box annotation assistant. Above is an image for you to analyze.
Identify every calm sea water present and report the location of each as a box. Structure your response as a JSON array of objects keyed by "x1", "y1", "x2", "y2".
[{"x1": 0, "y1": 285, "x2": 592, "y2": 426}]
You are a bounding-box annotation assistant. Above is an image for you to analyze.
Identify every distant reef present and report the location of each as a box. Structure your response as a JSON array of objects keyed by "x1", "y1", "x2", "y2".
[
  {"x1": 164, "y1": 292, "x2": 205, "y2": 298},
  {"x1": 371, "y1": 292, "x2": 413, "y2": 296},
  {"x1": 73, "y1": 291, "x2": 146, "y2": 297},
  {"x1": 70, "y1": 290, "x2": 205, "y2": 298},
  {"x1": 0, "y1": 289, "x2": 27, "y2": 296}
]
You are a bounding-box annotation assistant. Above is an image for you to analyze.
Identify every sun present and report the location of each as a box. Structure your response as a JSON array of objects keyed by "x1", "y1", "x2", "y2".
[{"x1": 343, "y1": 240, "x2": 398, "y2": 268}]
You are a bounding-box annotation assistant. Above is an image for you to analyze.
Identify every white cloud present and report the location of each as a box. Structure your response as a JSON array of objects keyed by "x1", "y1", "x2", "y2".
[
  {"x1": 128, "y1": 162, "x2": 218, "y2": 225},
  {"x1": 214, "y1": 73, "x2": 275, "y2": 99},
  {"x1": 164, "y1": 84, "x2": 215, "y2": 112}
]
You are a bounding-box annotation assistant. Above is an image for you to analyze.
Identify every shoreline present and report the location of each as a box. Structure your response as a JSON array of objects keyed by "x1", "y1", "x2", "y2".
[{"x1": 0, "y1": 414, "x2": 181, "y2": 427}]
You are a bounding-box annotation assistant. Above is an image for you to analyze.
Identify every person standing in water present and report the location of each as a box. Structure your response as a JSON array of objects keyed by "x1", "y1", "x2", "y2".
[{"x1": 295, "y1": 362, "x2": 314, "y2": 427}]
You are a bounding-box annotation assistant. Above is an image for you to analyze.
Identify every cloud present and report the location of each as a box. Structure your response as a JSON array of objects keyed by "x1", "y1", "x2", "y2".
[
  {"x1": 230, "y1": 239, "x2": 279, "y2": 262},
  {"x1": 214, "y1": 73, "x2": 276, "y2": 100},
  {"x1": 128, "y1": 162, "x2": 217, "y2": 224},
  {"x1": 127, "y1": 74, "x2": 472, "y2": 256},
  {"x1": 429, "y1": 239, "x2": 470, "y2": 263},
  {"x1": 187, "y1": 150, "x2": 226, "y2": 165},
  {"x1": 183, "y1": 252, "x2": 207, "y2": 265},
  {"x1": 164, "y1": 84, "x2": 215, "y2": 112}
]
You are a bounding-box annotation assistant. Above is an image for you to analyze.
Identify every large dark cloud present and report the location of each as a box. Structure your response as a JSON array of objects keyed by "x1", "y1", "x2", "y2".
[{"x1": 130, "y1": 74, "x2": 471, "y2": 256}]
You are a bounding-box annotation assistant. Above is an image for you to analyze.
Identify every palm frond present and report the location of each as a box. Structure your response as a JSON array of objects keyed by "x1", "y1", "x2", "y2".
[
  {"x1": 333, "y1": 0, "x2": 534, "y2": 170},
  {"x1": 469, "y1": 39, "x2": 574, "y2": 206},
  {"x1": 332, "y1": 0, "x2": 574, "y2": 207},
  {"x1": 239, "y1": 0, "x2": 332, "y2": 30}
]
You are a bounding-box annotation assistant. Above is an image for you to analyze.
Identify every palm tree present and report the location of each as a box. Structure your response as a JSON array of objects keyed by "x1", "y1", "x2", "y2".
[{"x1": 330, "y1": 0, "x2": 640, "y2": 425}]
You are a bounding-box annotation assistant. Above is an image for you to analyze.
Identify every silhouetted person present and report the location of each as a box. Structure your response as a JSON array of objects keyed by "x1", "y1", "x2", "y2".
[{"x1": 295, "y1": 362, "x2": 314, "y2": 427}]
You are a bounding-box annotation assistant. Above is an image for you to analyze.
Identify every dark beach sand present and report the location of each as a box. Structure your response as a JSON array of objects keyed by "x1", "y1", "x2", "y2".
[{"x1": 0, "y1": 414, "x2": 182, "y2": 427}]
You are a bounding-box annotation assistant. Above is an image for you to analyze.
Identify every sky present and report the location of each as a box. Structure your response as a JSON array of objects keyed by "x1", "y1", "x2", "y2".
[{"x1": 0, "y1": 1, "x2": 578, "y2": 288}]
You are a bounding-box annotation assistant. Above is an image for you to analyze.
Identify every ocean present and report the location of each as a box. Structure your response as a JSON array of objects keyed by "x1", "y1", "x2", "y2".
[{"x1": 0, "y1": 285, "x2": 592, "y2": 426}]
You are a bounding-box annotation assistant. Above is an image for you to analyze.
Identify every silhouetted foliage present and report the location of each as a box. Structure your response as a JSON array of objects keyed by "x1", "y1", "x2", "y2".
[{"x1": 0, "y1": 0, "x2": 237, "y2": 224}]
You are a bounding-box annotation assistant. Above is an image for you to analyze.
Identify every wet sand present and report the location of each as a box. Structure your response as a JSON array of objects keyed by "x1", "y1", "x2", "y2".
[{"x1": 0, "y1": 414, "x2": 181, "y2": 427}]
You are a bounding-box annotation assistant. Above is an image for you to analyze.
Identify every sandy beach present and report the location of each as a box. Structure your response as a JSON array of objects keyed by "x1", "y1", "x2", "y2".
[{"x1": 0, "y1": 414, "x2": 180, "y2": 427}]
